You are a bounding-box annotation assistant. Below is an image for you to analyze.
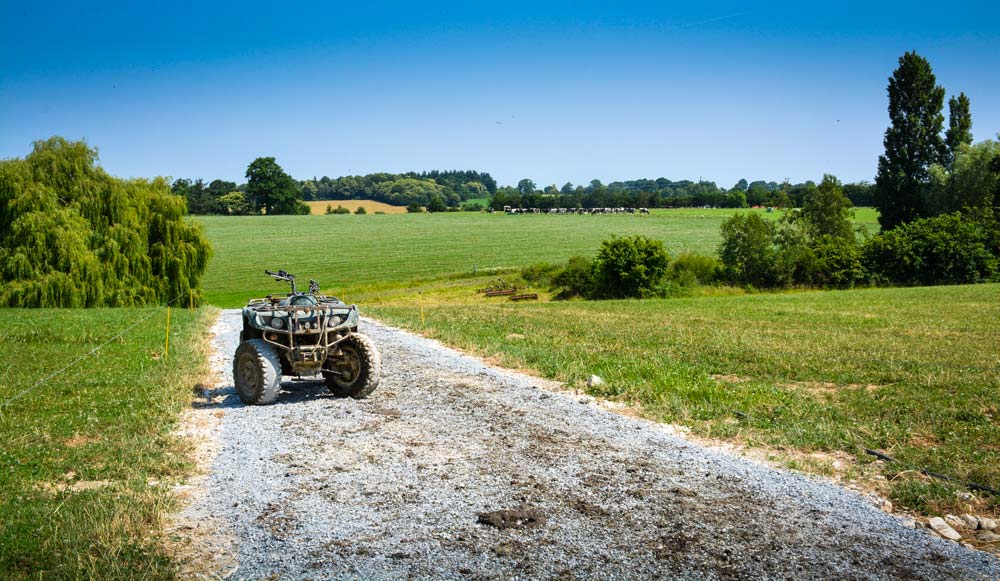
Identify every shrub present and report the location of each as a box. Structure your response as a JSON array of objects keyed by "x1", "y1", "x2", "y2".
[
  {"x1": 862, "y1": 213, "x2": 998, "y2": 285},
  {"x1": 718, "y1": 213, "x2": 781, "y2": 287},
  {"x1": 354, "y1": 206, "x2": 367, "y2": 215},
  {"x1": 406, "y1": 203, "x2": 423, "y2": 213},
  {"x1": 811, "y1": 235, "x2": 865, "y2": 288},
  {"x1": 521, "y1": 262, "x2": 561, "y2": 287},
  {"x1": 668, "y1": 252, "x2": 721, "y2": 285},
  {"x1": 551, "y1": 255, "x2": 595, "y2": 299},
  {"x1": 426, "y1": 194, "x2": 448, "y2": 213},
  {"x1": 592, "y1": 235, "x2": 670, "y2": 299}
]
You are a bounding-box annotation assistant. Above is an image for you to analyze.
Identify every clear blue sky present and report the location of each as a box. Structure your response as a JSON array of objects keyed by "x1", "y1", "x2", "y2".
[{"x1": 2, "y1": 1, "x2": 998, "y2": 188}]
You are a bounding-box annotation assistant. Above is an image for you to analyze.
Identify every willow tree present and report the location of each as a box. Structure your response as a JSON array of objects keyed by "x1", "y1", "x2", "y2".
[{"x1": 0, "y1": 137, "x2": 213, "y2": 307}]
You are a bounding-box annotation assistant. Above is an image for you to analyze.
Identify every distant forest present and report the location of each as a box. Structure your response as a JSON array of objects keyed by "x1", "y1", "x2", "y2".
[
  {"x1": 172, "y1": 168, "x2": 874, "y2": 215},
  {"x1": 490, "y1": 178, "x2": 874, "y2": 210},
  {"x1": 302, "y1": 170, "x2": 497, "y2": 207}
]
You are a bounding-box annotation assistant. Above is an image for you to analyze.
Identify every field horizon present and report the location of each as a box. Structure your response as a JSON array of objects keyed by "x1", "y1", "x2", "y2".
[{"x1": 196, "y1": 207, "x2": 879, "y2": 306}]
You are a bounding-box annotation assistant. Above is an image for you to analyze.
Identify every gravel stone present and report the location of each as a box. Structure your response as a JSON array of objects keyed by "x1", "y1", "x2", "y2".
[
  {"x1": 929, "y1": 517, "x2": 963, "y2": 542},
  {"x1": 182, "y1": 310, "x2": 1000, "y2": 580}
]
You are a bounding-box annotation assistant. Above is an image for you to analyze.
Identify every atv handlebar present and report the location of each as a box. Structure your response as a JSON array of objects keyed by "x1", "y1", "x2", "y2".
[{"x1": 265, "y1": 269, "x2": 297, "y2": 294}]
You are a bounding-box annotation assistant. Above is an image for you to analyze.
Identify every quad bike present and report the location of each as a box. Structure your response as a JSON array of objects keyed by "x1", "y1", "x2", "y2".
[{"x1": 233, "y1": 270, "x2": 381, "y2": 404}]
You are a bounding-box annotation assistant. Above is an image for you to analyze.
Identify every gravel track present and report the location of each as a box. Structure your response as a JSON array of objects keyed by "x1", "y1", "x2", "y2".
[{"x1": 179, "y1": 309, "x2": 1000, "y2": 579}]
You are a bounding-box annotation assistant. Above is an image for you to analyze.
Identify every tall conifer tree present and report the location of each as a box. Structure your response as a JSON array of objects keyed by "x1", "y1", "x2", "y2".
[
  {"x1": 874, "y1": 51, "x2": 946, "y2": 229},
  {"x1": 944, "y1": 92, "x2": 973, "y2": 166}
]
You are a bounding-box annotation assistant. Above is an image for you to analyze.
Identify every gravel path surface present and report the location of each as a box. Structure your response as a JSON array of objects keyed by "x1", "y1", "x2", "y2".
[{"x1": 180, "y1": 309, "x2": 1000, "y2": 579}]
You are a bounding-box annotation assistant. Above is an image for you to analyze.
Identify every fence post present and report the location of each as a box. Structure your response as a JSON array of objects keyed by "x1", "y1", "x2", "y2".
[{"x1": 164, "y1": 306, "x2": 171, "y2": 359}]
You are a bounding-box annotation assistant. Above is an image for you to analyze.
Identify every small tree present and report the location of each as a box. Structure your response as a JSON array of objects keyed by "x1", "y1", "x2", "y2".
[
  {"x1": 944, "y1": 92, "x2": 973, "y2": 166},
  {"x1": 354, "y1": 206, "x2": 367, "y2": 215},
  {"x1": 426, "y1": 194, "x2": 448, "y2": 213},
  {"x1": 718, "y1": 213, "x2": 780, "y2": 287},
  {"x1": 219, "y1": 191, "x2": 252, "y2": 215},
  {"x1": 517, "y1": 178, "x2": 537, "y2": 195},
  {"x1": 592, "y1": 235, "x2": 670, "y2": 298},
  {"x1": 798, "y1": 174, "x2": 855, "y2": 241}
]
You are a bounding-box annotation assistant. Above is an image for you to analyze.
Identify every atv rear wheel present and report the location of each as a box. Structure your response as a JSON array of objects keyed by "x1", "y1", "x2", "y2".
[
  {"x1": 233, "y1": 339, "x2": 283, "y2": 405},
  {"x1": 324, "y1": 333, "x2": 380, "y2": 398}
]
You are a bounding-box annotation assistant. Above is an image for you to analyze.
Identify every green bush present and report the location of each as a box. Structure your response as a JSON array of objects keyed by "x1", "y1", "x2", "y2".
[
  {"x1": 325, "y1": 204, "x2": 350, "y2": 215},
  {"x1": 862, "y1": 212, "x2": 998, "y2": 285},
  {"x1": 354, "y1": 206, "x2": 367, "y2": 215},
  {"x1": 811, "y1": 235, "x2": 866, "y2": 288},
  {"x1": 406, "y1": 203, "x2": 424, "y2": 213},
  {"x1": 426, "y1": 194, "x2": 448, "y2": 213},
  {"x1": 592, "y1": 235, "x2": 670, "y2": 299},
  {"x1": 521, "y1": 262, "x2": 562, "y2": 287},
  {"x1": 668, "y1": 252, "x2": 721, "y2": 285},
  {"x1": 718, "y1": 213, "x2": 781, "y2": 287},
  {"x1": 551, "y1": 255, "x2": 595, "y2": 299}
]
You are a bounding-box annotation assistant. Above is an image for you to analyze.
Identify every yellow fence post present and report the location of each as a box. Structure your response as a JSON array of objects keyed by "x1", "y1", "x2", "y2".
[{"x1": 164, "y1": 306, "x2": 171, "y2": 359}]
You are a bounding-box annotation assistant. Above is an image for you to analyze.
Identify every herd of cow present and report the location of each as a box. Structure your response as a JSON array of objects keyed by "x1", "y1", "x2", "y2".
[{"x1": 493, "y1": 206, "x2": 651, "y2": 215}]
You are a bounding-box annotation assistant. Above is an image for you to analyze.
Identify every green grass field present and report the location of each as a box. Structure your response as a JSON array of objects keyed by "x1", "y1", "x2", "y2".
[
  {"x1": 367, "y1": 283, "x2": 1000, "y2": 513},
  {"x1": 0, "y1": 307, "x2": 214, "y2": 579},
  {"x1": 197, "y1": 208, "x2": 879, "y2": 306}
]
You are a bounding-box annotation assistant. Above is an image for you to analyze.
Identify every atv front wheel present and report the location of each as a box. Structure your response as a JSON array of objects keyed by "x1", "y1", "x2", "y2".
[
  {"x1": 233, "y1": 339, "x2": 283, "y2": 405},
  {"x1": 324, "y1": 333, "x2": 381, "y2": 398}
]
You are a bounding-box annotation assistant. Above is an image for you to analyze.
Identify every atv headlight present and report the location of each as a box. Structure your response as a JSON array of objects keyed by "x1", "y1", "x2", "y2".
[
  {"x1": 327, "y1": 315, "x2": 342, "y2": 327},
  {"x1": 270, "y1": 317, "x2": 285, "y2": 329}
]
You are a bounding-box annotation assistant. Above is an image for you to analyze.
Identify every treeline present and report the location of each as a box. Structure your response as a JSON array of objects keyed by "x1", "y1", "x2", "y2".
[
  {"x1": 0, "y1": 138, "x2": 212, "y2": 307},
  {"x1": 174, "y1": 168, "x2": 497, "y2": 214},
  {"x1": 301, "y1": 170, "x2": 496, "y2": 208},
  {"x1": 522, "y1": 51, "x2": 999, "y2": 299},
  {"x1": 489, "y1": 178, "x2": 874, "y2": 211}
]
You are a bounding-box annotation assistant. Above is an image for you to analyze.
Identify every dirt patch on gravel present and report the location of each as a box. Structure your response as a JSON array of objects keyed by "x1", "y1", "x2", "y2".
[{"x1": 477, "y1": 507, "x2": 547, "y2": 530}]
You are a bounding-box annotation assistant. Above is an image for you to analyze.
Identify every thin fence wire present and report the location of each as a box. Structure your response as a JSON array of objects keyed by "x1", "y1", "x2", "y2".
[{"x1": 0, "y1": 295, "x2": 188, "y2": 414}]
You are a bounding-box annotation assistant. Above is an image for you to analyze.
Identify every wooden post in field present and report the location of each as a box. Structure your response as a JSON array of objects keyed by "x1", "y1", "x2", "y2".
[{"x1": 165, "y1": 306, "x2": 171, "y2": 359}]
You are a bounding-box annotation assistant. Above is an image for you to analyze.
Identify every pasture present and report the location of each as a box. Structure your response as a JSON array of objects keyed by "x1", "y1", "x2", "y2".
[
  {"x1": 0, "y1": 307, "x2": 214, "y2": 578},
  {"x1": 196, "y1": 208, "x2": 879, "y2": 306}
]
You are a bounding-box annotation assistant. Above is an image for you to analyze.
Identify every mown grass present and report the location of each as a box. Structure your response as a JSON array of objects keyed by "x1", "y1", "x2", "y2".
[
  {"x1": 197, "y1": 208, "x2": 879, "y2": 306},
  {"x1": 0, "y1": 307, "x2": 215, "y2": 579},
  {"x1": 368, "y1": 283, "x2": 1000, "y2": 514}
]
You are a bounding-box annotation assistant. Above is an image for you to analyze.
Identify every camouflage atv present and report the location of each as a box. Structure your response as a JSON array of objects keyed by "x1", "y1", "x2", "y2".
[{"x1": 233, "y1": 269, "x2": 381, "y2": 405}]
